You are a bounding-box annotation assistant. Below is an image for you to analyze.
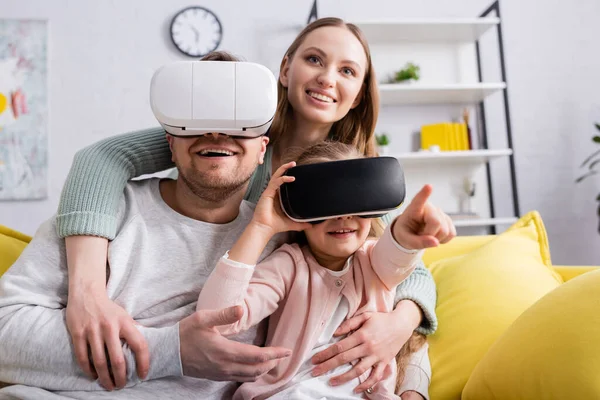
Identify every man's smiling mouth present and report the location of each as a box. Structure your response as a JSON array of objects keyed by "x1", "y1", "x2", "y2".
[{"x1": 197, "y1": 149, "x2": 236, "y2": 157}]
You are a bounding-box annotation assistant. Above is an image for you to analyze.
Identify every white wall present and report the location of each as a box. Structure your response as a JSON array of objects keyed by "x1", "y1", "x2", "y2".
[
  {"x1": 0, "y1": 0, "x2": 306, "y2": 231},
  {"x1": 1, "y1": 0, "x2": 598, "y2": 265}
]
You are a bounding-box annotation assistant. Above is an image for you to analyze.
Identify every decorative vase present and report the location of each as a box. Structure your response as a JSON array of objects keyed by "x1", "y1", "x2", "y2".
[{"x1": 377, "y1": 145, "x2": 390, "y2": 155}]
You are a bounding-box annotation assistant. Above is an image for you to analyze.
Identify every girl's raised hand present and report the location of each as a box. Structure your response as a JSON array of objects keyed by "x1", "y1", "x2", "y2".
[
  {"x1": 392, "y1": 185, "x2": 456, "y2": 250},
  {"x1": 251, "y1": 162, "x2": 312, "y2": 235}
]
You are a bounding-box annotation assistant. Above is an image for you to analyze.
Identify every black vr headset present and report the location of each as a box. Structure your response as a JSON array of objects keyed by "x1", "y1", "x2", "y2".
[{"x1": 279, "y1": 157, "x2": 406, "y2": 224}]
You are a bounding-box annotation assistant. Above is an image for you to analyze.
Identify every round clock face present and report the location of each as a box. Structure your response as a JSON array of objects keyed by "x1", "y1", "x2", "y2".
[{"x1": 170, "y1": 7, "x2": 223, "y2": 58}]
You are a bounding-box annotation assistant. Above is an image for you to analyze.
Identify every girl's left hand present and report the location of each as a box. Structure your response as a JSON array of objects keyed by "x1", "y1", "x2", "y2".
[
  {"x1": 311, "y1": 308, "x2": 415, "y2": 393},
  {"x1": 252, "y1": 161, "x2": 311, "y2": 235}
]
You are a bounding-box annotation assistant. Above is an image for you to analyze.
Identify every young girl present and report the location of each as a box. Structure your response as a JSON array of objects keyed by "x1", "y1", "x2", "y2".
[
  {"x1": 197, "y1": 141, "x2": 428, "y2": 399},
  {"x1": 58, "y1": 18, "x2": 454, "y2": 393}
]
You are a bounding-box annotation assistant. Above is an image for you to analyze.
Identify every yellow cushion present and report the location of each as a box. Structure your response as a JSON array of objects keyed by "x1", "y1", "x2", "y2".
[
  {"x1": 0, "y1": 224, "x2": 31, "y2": 277},
  {"x1": 422, "y1": 235, "x2": 494, "y2": 266},
  {"x1": 463, "y1": 268, "x2": 600, "y2": 399},
  {"x1": 427, "y1": 211, "x2": 563, "y2": 400},
  {"x1": 553, "y1": 265, "x2": 600, "y2": 282}
]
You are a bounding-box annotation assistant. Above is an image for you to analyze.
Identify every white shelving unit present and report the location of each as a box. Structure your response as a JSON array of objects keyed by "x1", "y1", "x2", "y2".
[
  {"x1": 379, "y1": 83, "x2": 506, "y2": 106},
  {"x1": 452, "y1": 217, "x2": 518, "y2": 227},
  {"x1": 349, "y1": 7, "x2": 518, "y2": 235},
  {"x1": 394, "y1": 149, "x2": 512, "y2": 167},
  {"x1": 353, "y1": 18, "x2": 500, "y2": 43}
]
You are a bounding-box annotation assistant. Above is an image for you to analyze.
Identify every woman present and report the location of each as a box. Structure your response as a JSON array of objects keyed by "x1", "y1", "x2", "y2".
[{"x1": 59, "y1": 18, "x2": 454, "y2": 398}]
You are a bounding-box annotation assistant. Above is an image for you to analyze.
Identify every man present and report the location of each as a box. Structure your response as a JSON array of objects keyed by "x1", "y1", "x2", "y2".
[{"x1": 0, "y1": 129, "x2": 291, "y2": 399}]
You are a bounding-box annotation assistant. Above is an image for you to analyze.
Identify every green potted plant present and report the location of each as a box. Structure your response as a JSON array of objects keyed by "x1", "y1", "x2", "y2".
[
  {"x1": 393, "y1": 62, "x2": 420, "y2": 84},
  {"x1": 376, "y1": 133, "x2": 390, "y2": 155},
  {"x1": 575, "y1": 122, "x2": 600, "y2": 233}
]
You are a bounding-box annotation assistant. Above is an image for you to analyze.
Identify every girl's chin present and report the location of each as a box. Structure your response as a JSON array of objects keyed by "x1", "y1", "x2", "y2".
[{"x1": 323, "y1": 246, "x2": 359, "y2": 259}]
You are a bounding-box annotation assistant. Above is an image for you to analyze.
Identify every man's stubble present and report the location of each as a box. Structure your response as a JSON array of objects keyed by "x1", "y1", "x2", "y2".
[{"x1": 178, "y1": 160, "x2": 256, "y2": 203}]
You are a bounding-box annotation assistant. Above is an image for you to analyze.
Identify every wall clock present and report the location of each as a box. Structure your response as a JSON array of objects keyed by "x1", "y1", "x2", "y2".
[{"x1": 170, "y1": 6, "x2": 223, "y2": 57}]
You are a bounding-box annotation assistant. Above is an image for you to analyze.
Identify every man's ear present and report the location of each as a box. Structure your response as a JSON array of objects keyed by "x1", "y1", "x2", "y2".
[
  {"x1": 166, "y1": 134, "x2": 175, "y2": 162},
  {"x1": 279, "y1": 56, "x2": 290, "y2": 88},
  {"x1": 258, "y1": 136, "x2": 270, "y2": 164},
  {"x1": 351, "y1": 84, "x2": 365, "y2": 109}
]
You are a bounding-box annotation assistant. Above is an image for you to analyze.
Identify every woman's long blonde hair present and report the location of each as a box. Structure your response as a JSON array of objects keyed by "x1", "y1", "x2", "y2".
[{"x1": 269, "y1": 18, "x2": 380, "y2": 158}]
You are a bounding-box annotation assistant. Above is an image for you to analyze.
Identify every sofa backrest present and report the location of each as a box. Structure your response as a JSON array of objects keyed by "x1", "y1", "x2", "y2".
[
  {"x1": 0, "y1": 225, "x2": 32, "y2": 277},
  {"x1": 422, "y1": 235, "x2": 495, "y2": 267}
]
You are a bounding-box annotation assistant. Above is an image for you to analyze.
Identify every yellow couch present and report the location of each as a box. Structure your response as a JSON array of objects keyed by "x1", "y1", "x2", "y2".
[
  {"x1": 420, "y1": 211, "x2": 599, "y2": 399},
  {"x1": 0, "y1": 224, "x2": 32, "y2": 277},
  {"x1": 1, "y1": 215, "x2": 599, "y2": 399},
  {"x1": 423, "y1": 235, "x2": 596, "y2": 283},
  {"x1": 424, "y1": 230, "x2": 600, "y2": 400}
]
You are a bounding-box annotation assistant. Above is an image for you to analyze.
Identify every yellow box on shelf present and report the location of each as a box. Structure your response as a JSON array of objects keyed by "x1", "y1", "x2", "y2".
[{"x1": 421, "y1": 122, "x2": 470, "y2": 151}]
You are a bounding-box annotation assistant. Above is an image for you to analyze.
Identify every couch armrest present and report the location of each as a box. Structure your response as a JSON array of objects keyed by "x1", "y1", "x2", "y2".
[{"x1": 553, "y1": 266, "x2": 600, "y2": 282}]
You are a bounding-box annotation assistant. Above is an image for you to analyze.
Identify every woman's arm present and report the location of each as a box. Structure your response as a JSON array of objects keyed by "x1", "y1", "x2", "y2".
[
  {"x1": 59, "y1": 127, "x2": 173, "y2": 389},
  {"x1": 65, "y1": 236, "x2": 150, "y2": 390},
  {"x1": 394, "y1": 262, "x2": 437, "y2": 334},
  {"x1": 57, "y1": 127, "x2": 173, "y2": 239},
  {"x1": 0, "y1": 219, "x2": 180, "y2": 392}
]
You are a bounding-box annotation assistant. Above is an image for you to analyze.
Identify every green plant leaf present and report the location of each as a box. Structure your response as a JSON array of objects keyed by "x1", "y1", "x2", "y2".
[
  {"x1": 376, "y1": 134, "x2": 389, "y2": 146},
  {"x1": 581, "y1": 149, "x2": 600, "y2": 167},
  {"x1": 596, "y1": 193, "x2": 600, "y2": 201},
  {"x1": 576, "y1": 170, "x2": 598, "y2": 183},
  {"x1": 595, "y1": 123, "x2": 600, "y2": 131},
  {"x1": 394, "y1": 62, "x2": 420, "y2": 82},
  {"x1": 589, "y1": 158, "x2": 600, "y2": 171},
  {"x1": 593, "y1": 135, "x2": 600, "y2": 143}
]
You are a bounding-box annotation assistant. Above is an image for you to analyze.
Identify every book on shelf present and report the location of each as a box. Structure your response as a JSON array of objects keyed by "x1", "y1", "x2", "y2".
[
  {"x1": 420, "y1": 122, "x2": 470, "y2": 151},
  {"x1": 447, "y1": 212, "x2": 481, "y2": 220}
]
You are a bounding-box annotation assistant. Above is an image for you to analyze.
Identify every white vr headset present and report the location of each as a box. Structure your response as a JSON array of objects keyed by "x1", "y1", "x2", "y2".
[{"x1": 150, "y1": 61, "x2": 277, "y2": 138}]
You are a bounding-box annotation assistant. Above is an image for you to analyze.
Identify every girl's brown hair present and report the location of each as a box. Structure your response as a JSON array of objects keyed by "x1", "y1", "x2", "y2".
[
  {"x1": 269, "y1": 17, "x2": 380, "y2": 158},
  {"x1": 395, "y1": 332, "x2": 427, "y2": 393},
  {"x1": 294, "y1": 141, "x2": 385, "y2": 238}
]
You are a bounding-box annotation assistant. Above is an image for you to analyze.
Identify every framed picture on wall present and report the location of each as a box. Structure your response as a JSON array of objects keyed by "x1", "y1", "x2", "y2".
[{"x1": 0, "y1": 19, "x2": 48, "y2": 200}]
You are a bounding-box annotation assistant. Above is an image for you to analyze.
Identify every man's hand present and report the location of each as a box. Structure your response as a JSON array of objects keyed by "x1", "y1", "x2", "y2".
[
  {"x1": 66, "y1": 289, "x2": 149, "y2": 390},
  {"x1": 179, "y1": 306, "x2": 292, "y2": 382},
  {"x1": 392, "y1": 184, "x2": 456, "y2": 250}
]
